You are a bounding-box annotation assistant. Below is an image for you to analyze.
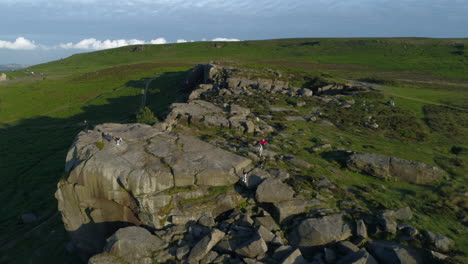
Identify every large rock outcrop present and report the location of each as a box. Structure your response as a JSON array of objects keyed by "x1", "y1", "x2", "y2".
[
  {"x1": 56, "y1": 123, "x2": 251, "y2": 259},
  {"x1": 346, "y1": 152, "x2": 445, "y2": 183}
]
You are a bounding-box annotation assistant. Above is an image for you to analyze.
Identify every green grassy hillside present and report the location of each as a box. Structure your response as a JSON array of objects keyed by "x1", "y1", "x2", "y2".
[{"x1": 0, "y1": 38, "x2": 467, "y2": 263}]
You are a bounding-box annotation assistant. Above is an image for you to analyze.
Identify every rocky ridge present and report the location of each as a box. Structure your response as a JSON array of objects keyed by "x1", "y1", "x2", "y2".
[{"x1": 56, "y1": 64, "x2": 457, "y2": 263}]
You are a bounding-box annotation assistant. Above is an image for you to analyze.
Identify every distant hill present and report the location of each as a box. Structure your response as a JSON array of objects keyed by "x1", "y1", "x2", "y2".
[{"x1": 0, "y1": 64, "x2": 27, "y2": 71}]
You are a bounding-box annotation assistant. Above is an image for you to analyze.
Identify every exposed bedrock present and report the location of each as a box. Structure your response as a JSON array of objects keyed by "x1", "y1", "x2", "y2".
[{"x1": 55, "y1": 123, "x2": 251, "y2": 259}]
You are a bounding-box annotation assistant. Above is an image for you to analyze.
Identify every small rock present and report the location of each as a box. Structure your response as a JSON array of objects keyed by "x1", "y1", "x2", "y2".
[
  {"x1": 337, "y1": 241, "x2": 360, "y2": 255},
  {"x1": 200, "y1": 251, "x2": 219, "y2": 264},
  {"x1": 198, "y1": 215, "x2": 216, "y2": 228},
  {"x1": 320, "y1": 120, "x2": 334, "y2": 127},
  {"x1": 423, "y1": 231, "x2": 452, "y2": 252},
  {"x1": 176, "y1": 245, "x2": 191, "y2": 260},
  {"x1": 188, "y1": 229, "x2": 225, "y2": 263},
  {"x1": 235, "y1": 235, "x2": 268, "y2": 259},
  {"x1": 281, "y1": 248, "x2": 309, "y2": 264},
  {"x1": 367, "y1": 240, "x2": 423, "y2": 264},
  {"x1": 356, "y1": 219, "x2": 368, "y2": 239},
  {"x1": 256, "y1": 225, "x2": 275, "y2": 243},
  {"x1": 254, "y1": 216, "x2": 280, "y2": 231}
]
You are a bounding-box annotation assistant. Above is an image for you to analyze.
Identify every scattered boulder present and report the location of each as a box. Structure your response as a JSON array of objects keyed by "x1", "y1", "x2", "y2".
[
  {"x1": 188, "y1": 229, "x2": 225, "y2": 263},
  {"x1": 255, "y1": 178, "x2": 295, "y2": 203},
  {"x1": 346, "y1": 152, "x2": 445, "y2": 183},
  {"x1": 272, "y1": 199, "x2": 324, "y2": 223},
  {"x1": 367, "y1": 241, "x2": 424, "y2": 264},
  {"x1": 281, "y1": 248, "x2": 308, "y2": 264},
  {"x1": 423, "y1": 231, "x2": 453, "y2": 252},
  {"x1": 0, "y1": 73, "x2": 7, "y2": 81},
  {"x1": 356, "y1": 219, "x2": 368, "y2": 239},
  {"x1": 235, "y1": 235, "x2": 268, "y2": 259},
  {"x1": 285, "y1": 156, "x2": 313, "y2": 169},
  {"x1": 289, "y1": 213, "x2": 352, "y2": 247},
  {"x1": 101, "y1": 226, "x2": 168, "y2": 264}
]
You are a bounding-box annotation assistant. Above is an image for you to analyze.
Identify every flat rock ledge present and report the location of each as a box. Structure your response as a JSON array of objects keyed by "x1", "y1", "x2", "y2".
[{"x1": 56, "y1": 123, "x2": 251, "y2": 259}]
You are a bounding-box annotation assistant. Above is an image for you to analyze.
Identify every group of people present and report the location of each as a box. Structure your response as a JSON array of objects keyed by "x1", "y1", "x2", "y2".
[
  {"x1": 242, "y1": 138, "x2": 268, "y2": 184},
  {"x1": 84, "y1": 120, "x2": 123, "y2": 146},
  {"x1": 101, "y1": 132, "x2": 123, "y2": 146}
]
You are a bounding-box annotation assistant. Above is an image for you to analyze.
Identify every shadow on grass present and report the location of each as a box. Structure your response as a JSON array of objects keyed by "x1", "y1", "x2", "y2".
[{"x1": 0, "y1": 71, "x2": 186, "y2": 263}]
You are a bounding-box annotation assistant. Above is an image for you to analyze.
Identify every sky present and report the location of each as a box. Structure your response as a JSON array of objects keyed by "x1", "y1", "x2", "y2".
[{"x1": 1, "y1": 0, "x2": 467, "y2": 65}]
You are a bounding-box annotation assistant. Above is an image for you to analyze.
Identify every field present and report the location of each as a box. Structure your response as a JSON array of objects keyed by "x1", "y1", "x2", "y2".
[{"x1": 0, "y1": 38, "x2": 467, "y2": 263}]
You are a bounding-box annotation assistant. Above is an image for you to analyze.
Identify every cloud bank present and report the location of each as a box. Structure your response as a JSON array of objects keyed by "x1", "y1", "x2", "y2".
[
  {"x1": 0, "y1": 36, "x2": 242, "y2": 51},
  {"x1": 212, "y1": 38, "x2": 240, "y2": 42},
  {"x1": 59, "y1": 38, "x2": 165, "y2": 50},
  {"x1": 0, "y1": 37, "x2": 37, "y2": 50}
]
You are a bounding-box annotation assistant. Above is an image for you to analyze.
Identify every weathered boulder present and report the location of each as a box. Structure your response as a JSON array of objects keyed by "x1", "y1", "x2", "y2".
[
  {"x1": 423, "y1": 231, "x2": 453, "y2": 253},
  {"x1": 288, "y1": 213, "x2": 352, "y2": 247},
  {"x1": 0, "y1": 73, "x2": 7, "y2": 81},
  {"x1": 356, "y1": 219, "x2": 368, "y2": 238},
  {"x1": 346, "y1": 152, "x2": 445, "y2": 183},
  {"x1": 272, "y1": 199, "x2": 324, "y2": 223},
  {"x1": 367, "y1": 241, "x2": 424, "y2": 264},
  {"x1": 255, "y1": 178, "x2": 295, "y2": 203},
  {"x1": 55, "y1": 123, "x2": 251, "y2": 259},
  {"x1": 100, "y1": 226, "x2": 168, "y2": 264},
  {"x1": 235, "y1": 235, "x2": 268, "y2": 259},
  {"x1": 281, "y1": 249, "x2": 308, "y2": 264},
  {"x1": 188, "y1": 229, "x2": 225, "y2": 264}
]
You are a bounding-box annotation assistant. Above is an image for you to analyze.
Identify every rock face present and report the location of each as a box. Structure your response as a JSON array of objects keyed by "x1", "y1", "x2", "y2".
[
  {"x1": 346, "y1": 152, "x2": 445, "y2": 183},
  {"x1": 55, "y1": 123, "x2": 251, "y2": 259},
  {"x1": 288, "y1": 213, "x2": 352, "y2": 247}
]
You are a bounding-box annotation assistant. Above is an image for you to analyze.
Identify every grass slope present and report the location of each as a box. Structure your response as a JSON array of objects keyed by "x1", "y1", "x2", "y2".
[{"x1": 0, "y1": 38, "x2": 467, "y2": 263}]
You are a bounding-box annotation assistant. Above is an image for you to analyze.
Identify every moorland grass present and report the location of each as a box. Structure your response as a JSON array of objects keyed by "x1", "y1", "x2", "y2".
[{"x1": 0, "y1": 38, "x2": 467, "y2": 263}]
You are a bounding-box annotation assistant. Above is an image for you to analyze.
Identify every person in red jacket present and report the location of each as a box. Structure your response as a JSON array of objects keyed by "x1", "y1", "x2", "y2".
[{"x1": 258, "y1": 138, "x2": 267, "y2": 157}]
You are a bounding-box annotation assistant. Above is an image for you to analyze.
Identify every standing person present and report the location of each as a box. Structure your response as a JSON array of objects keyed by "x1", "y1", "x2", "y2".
[
  {"x1": 83, "y1": 120, "x2": 89, "y2": 132},
  {"x1": 242, "y1": 169, "x2": 248, "y2": 184},
  {"x1": 258, "y1": 138, "x2": 267, "y2": 157}
]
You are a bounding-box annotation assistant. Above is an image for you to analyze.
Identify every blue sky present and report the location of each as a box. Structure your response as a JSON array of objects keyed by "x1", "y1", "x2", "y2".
[{"x1": 1, "y1": 0, "x2": 467, "y2": 65}]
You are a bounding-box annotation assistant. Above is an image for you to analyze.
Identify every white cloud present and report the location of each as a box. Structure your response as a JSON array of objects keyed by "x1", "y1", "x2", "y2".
[
  {"x1": 211, "y1": 37, "x2": 241, "y2": 42},
  {"x1": 59, "y1": 38, "x2": 166, "y2": 50},
  {"x1": 149, "y1": 38, "x2": 167, "y2": 44},
  {"x1": 0, "y1": 37, "x2": 38, "y2": 50},
  {"x1": 177, "y1": 39, "x2": 188, "y2": 43}
]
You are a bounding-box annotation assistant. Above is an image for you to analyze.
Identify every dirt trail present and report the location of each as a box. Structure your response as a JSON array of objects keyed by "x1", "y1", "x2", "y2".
[{"x1": 137, "y1": 77, "x2": 156, "y2": 113}]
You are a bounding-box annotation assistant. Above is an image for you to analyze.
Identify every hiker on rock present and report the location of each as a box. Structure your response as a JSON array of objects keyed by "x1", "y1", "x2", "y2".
[
  {"x1": 115, "y1": 137, "x2": 123, "y2": 146},
  {"x1": 242, "y1": 169, "x2": 248, "y2": 184},
  {"x1": 258, "y1": 138, "x2": 267, "y2": 157},
  {"x1": 83, "y1": 120, "x2": 89, "y2": 132}
]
